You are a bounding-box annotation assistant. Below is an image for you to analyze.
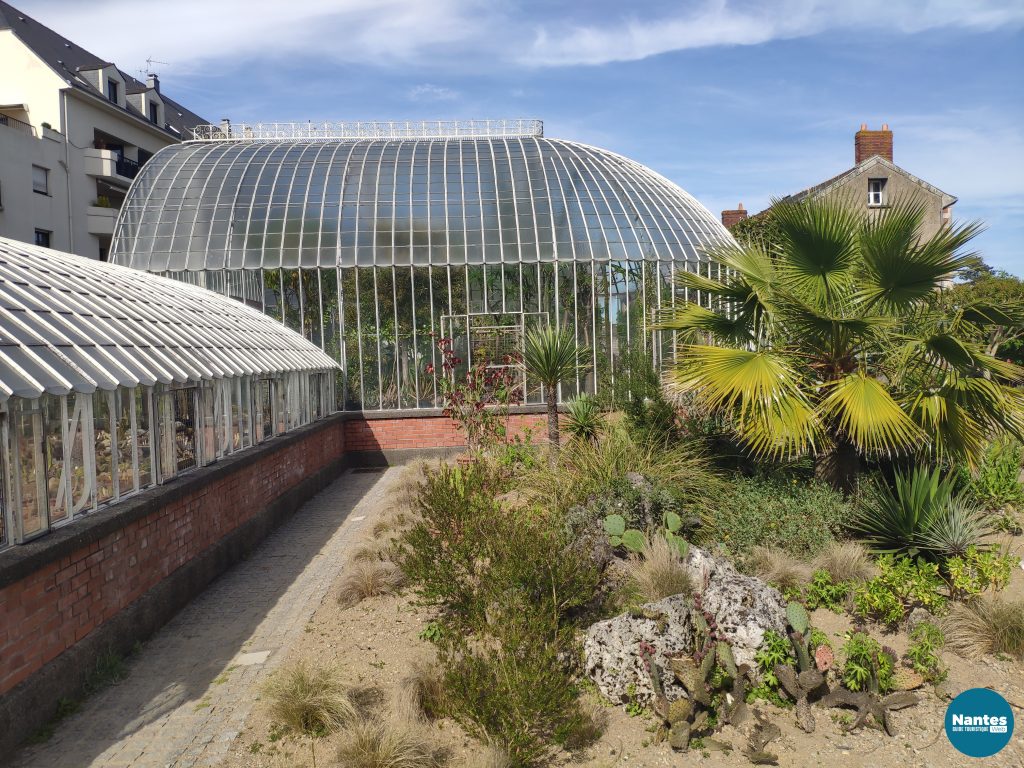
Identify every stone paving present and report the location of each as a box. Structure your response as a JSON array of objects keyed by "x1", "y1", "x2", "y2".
[{"x1": 9, "y1": 467, "x2": 399, "y2": 768}]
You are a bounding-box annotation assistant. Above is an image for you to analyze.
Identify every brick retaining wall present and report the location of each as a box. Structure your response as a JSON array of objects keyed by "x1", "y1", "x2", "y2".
[{"x1": 0, "y1": 408, "x2": 547, "y2": 751}]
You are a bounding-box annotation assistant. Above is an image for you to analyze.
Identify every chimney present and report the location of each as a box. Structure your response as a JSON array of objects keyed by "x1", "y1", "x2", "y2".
[
  {"x1": 220, "y1": 117, "x2": 232, "y2": 137},
  {"x1": 721, "y1": 203, "x2": 748, "y2": 229},
  {"x1": 146, "y1": 73, "x2": 160, "y2": 93},
  {"x1": 855, "y1": 122, "x2": 893, "y2": 164}
]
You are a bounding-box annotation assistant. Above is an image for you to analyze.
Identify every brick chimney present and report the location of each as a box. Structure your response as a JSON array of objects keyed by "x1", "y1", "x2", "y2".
[
  {"x1": 721, "y1": 203, "x2": 748, "y2": 229},
  {"x1": 855, "y1": 123, "x2": 893, "y2": 164}
]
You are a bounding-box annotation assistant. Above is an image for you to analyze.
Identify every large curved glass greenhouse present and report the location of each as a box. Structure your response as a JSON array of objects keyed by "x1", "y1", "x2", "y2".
[
  {"x1": 111, "y1": 120, "x2": 732, "y2": 410},
  {"x1": 0, "y1": 236, "x2": 337, "y2": 547}
]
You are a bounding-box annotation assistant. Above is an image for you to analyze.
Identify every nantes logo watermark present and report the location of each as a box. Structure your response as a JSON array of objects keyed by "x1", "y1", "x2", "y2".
[{"x1": 945, "y1": 688, "x2": 1014, "y2": 758}]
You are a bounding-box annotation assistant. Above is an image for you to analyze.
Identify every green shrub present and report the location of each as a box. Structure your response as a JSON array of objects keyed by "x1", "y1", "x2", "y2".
[
  {"x1": 524, "y1": 425, "x2": 720, "y2": 518},
  {"x1": 804, "y1": 569, "x2": 852, "y2": 612},
  {"x1": 440, "y1": 620, "x2": 596, "y2": 767},
  {"x1": 946, "y1": 546, "x2": 1019, "y2": 599},
  {"x1": 852, "y1": 466, "x2": 991, "y2": 561},
  {"x1": 748, "y1": 630, "x2": 793, "y2": 706},
  {"x1": 563, "y1": 395, "x2": 604, "y2": 442},
  {"x1": 702, "y1": 475, "x2": 851, "y2": 558},
  {"x1": 841, "y1": 632, "x2": 895, "y2": 693},
  {"x1": 906, "y1": 622, "x2": 947, "y2": 683},
  {"x1": 852, "y1": 555, "x2": 947, "y2": 626},
  {"x1": 959, "y1": 436, "x2": 1024, "y2": 511}
]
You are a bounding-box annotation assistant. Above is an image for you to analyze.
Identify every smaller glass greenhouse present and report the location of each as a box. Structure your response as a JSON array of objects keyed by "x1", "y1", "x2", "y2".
[{"x1": 0, "y1": 236, "x2": 338, "y2": 548}]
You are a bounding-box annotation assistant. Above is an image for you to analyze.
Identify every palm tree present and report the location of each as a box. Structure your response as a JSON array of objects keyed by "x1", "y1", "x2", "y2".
[
  {"x1": 523, "y1": 325, "x2": 588, "y2": 454},
  {"x1": 656, "y1": 197, "x2": 1024, "y2": 491}
]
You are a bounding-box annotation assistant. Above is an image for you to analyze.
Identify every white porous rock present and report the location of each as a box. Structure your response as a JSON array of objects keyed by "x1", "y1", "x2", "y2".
[{"x1": 583, "y1": 544, "x2": 787, "y2": 705}]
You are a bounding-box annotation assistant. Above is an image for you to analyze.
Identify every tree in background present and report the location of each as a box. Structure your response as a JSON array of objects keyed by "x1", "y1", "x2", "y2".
[{"x1": 656, "y1": 197, "x2": 1024, "y2": 491}]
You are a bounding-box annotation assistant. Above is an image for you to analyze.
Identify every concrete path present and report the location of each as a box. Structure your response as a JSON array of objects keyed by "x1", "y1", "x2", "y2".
[{"x1": 9, "y1": 467, "x2": 399, "y2": 768}]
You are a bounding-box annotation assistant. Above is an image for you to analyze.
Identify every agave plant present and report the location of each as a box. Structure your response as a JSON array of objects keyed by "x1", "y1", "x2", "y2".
[
  {"x1": 563, "y1": 394, "x2": 604, "y2": 442},
  {"x1": 852, "y1": 465, "x2": 992, "y2": 561},
  {"x1": 523, "y1": 325, "x2": 589, "y2": 454},
  {"x1": 655, "y1": 196, "x2": 1024, "y2": 490}
]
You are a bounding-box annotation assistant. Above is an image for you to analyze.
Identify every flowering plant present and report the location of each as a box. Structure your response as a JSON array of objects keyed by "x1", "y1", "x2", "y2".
[{"x1": 429, "y1": 335, "x2": 522, "y2": 455}]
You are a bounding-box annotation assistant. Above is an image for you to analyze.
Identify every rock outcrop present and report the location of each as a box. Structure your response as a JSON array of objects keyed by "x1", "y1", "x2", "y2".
[{"x1": 584, "y1": 543, "x2": 787, "y2": 704}]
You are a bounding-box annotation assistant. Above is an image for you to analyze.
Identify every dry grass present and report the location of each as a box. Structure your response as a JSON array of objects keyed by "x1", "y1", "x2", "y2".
[
  {"x1": 811, "y1": 541, "x2": 876, "y2": 583},
  {"x1": 477, "y1": 744, "x2": 512, "y2": 768},
  {"x1": 395, "y1": 659, "x2": 447, "y2": 722},
  {"x1": 622, "y1": 536, "x2": 694, "y2": 603},
  {"x1": 337, "y1": 560, "x2": 406, "y2": 608},
  {"x1": 747, "y1": 546, "x2": 811, "y2": 593},
  {"x1": 941, "y1": 598, "x2": 1024, "y2": 661},
  {"x1": 335, "y1": 718, "x2": 448, "y2": 768},
  {"x1": 261, "y1": 662, "x2": 356, "y2": 735}
]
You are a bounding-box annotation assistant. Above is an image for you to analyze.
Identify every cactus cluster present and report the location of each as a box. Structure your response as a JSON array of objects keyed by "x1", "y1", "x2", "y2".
[
  {"x1": 602, "y1": 511, "x2": 690, "y2": 557},
  {"x1": 642, "y1": 597, "x2": 752, "y2": 752}
]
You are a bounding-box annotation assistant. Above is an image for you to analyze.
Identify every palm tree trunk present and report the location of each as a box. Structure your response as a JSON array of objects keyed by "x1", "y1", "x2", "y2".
[
  {"x1": 546, "y1": 384, "x2": 559, "y2": 463},
  {"x1": 815, "y1": 439, "x2": 859, "y2": 493}
]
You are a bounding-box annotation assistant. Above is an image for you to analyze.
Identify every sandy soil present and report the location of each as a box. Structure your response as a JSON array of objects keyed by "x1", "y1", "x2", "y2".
[{"x1": 219, "y1": 474, "x2": 1024, "y2": 768}]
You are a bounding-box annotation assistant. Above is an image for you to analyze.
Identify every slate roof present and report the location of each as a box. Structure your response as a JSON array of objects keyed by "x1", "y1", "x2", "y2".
[{"x1": 0, "y1": 0, "x2": 207, "y2": 139}]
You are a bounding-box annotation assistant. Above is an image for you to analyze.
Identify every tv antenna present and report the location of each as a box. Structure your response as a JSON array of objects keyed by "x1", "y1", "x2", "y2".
[{"x1": 138, "y1": 57, "x2": 170, "y2": 77}]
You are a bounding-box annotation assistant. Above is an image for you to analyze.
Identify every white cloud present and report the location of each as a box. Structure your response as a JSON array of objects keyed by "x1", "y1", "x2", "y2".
[
  {"x1": 525, "y1": 0, "x2": 1024, "y2": 66},
  {"x1": 15, "y1": 0, "x2": 494, "y2": 75},
  {"x1": 408, "y1": 83, "x2": 459, "y2": 101}
]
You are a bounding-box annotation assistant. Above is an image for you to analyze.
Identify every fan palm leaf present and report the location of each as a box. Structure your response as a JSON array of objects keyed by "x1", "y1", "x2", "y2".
[{"x1": 819, "y1": 371, "x2": 925, "y2": 455}]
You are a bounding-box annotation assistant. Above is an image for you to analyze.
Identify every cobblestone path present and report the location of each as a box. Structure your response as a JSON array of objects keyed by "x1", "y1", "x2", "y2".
[{"x1": 9, "y1": 467, "x2": 398, "y2": 768}]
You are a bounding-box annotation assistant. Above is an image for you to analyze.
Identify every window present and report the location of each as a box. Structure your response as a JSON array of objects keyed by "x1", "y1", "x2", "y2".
[
  {"x1": 148, "y1": 102, "x2": 159, "y2": 124},
  {"x1": 32, "y1": 165, "x2": 48, "y2": 195},
  {"x1": 868, "y1": 178, "x2": 887, "y2": 207},
  {"x1": 34, "y1": 230, "x2": 50, "y2": 248},
  {"x1": 107, "y1": 78, "x2": 119, "y2": 103}
]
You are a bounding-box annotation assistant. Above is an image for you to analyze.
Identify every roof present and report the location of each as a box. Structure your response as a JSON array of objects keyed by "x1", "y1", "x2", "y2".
[
  {"x1": 111, "y1": 136, "x2": 734, "y2": 271},
  {"x1": 0, "y1": 0, "x2": 207, "y2": 138},
  {"x1": 0, "y1": 236, "x2": 337, "y2": 402},
  {"x1": 779, "y1": 155, "x2": 957, "y2": 209}
]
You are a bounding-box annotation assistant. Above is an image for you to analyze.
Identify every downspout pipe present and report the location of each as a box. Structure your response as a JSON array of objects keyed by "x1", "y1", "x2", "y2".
[{"x1": 61, "y1": 87, "x2": 74, "y2": 253}]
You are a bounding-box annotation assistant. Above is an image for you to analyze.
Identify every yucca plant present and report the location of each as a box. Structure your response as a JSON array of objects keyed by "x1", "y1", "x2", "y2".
[
  {"x1": 852, "y1": 465, "x2": 992, "y2": 561},
  {"x1": 523, "y1": 324, "x2": 589, "y2": 454},
  {"x1": 563, "y1": 394, "x2": 604, "y2": 443},
  {"x1": 655, "y1": 196, "x2": 1024, "y2": 490}
]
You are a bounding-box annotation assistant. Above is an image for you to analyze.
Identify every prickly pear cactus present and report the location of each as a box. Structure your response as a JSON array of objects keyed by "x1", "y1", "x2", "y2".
[
  {"x1": 786, "y1": 601, "x2": 809, "y2": 635},
  {"x1": 814, "y1": 644, "x2": 834, "y2": 672},
  {"x1": 717, "y1": 641, "x2": 738, "y2": 679}
]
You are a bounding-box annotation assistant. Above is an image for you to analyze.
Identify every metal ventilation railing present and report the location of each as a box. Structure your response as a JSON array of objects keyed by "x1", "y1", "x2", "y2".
[{"x1": 189, "y1": 119, "x2": 544, "y2": 142}]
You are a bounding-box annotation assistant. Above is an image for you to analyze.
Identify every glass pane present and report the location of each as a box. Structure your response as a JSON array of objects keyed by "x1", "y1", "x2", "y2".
[
  {"x1": 15, "y1": 402, "x2": 42, "y2": 537},
  {"x1": 94, "y1": 391, "x2": 114, "y2": 504},
  {"x1": 135, "y1": 387, "x2": 152, "y2": 487},
  {"x1": 116, "y1": 388, "x2": 135, "y2": 496},
  {"x1": 275, "y1": 378, "x2": 287, "y2": 434},
  {"x1": 199, "y1": 383, "x2": 216, "y2": 463},
  {"x1": 41, "y1": 394, "x2": 67, "y2": 523},
  {"x1": 68, "y1": 392, "x2": 92, "y2": 513},
  {"x1": 173, "y1": 388, "x2": 197, "y2": 472}
]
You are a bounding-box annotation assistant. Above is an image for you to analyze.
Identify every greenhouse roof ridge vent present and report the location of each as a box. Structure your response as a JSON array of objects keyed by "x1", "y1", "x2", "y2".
[{"x1": 189, "y1": 118, "x2": 544, "y2": 142}]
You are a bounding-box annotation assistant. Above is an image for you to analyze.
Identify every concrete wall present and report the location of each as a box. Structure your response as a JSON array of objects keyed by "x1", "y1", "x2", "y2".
[
  {"x1": 0, "y1": 124, "x2": 70, "y2": 249},
  {"x1": 0, "y1": 409, "x2": 547, "y2": 752}
]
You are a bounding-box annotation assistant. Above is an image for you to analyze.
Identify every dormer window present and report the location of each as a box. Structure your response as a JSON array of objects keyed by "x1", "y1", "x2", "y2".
[
  {"x1": 107, "y1": 78, "x2": 119, "y2": 103},
  {"x1": 868, "y1": 178, "x2": 887, "y2": 207},
  {"x1": 149, "y1": 102, "x2": 159, "y2": 124}
]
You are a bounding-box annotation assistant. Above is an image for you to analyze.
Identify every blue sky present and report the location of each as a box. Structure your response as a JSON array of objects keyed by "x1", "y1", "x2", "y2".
[{"x1": 24, "y1": 0, "x2": 1024, "y2": 273}]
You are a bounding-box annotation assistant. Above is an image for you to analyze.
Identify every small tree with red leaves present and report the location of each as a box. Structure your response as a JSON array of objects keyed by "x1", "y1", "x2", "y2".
[{"x1": 429, "y1": 336, "x2": 522, "y2": 455}]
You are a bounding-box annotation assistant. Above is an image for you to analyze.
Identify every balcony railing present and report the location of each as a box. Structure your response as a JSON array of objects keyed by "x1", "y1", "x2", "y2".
[
  {"x1": 115, "y1": 155, "x2": 139, "y2": 180},
  {"x1": 189, "y1": 119, "x2": 545, "y2": 142},
  {"x1": 0, "y1": 114, "x2": 35, "y2": 137}
]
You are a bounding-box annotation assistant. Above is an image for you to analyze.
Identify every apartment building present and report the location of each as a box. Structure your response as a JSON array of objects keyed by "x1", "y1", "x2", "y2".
[{"x1": 0, "y1": 1, "x2": 207, "y2": 259}]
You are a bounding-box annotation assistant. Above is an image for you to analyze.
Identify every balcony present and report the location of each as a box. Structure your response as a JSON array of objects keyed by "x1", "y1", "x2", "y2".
[
  {"x1": 84, "y1": 148, "x2": 139, "y2": 184},
  {"x1": 86, "y1": 205, "x2": 118, "y2": 236},
  {"x1": 0, "y1": 113, "x2": 34, "y2": 137}
]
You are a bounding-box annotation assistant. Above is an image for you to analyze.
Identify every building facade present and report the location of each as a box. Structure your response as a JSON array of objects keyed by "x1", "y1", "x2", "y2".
[
  {"x1": 723, "y1": 124, "x2": 956, "y2": 238},
  {"x1": 0, "y1": 1, "x2": 206, "y2": 260},
  {"x1": 110, "y1": 120, "x2": 735, "y2": 411}
]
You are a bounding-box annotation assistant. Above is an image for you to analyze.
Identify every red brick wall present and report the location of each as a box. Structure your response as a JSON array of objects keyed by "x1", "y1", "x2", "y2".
[
  {"x1": 344, "y1": 413, "x2": 548, "y2": 452},
  {"x1": 0, "y1": 421, "x2": 345, "y2": 696}
]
